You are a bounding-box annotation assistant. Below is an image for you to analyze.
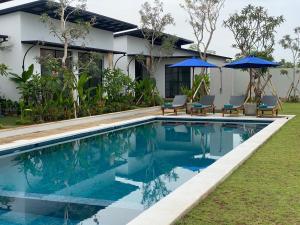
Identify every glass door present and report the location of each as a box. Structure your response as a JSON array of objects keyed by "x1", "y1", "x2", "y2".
[{"x1": 165, "y1": 65, "x2": 191, "y2": 98}]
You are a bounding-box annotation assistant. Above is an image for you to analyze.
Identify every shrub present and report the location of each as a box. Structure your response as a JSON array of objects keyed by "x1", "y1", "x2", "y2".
[
  {"x1": 135, "y1": 78, "x2": 162, "y2": 106},
  {"x1": 102, "y1": 68, "x2": 135, "y2": 103}
]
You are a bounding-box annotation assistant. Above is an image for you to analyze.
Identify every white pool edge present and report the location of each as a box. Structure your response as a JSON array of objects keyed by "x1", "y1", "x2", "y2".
[
  {"x1": 0, "y1": 114, "x2": 294, "y2": 225},
  {"x1": 126, "y1": 115, "x2": 294, "y2": 225}
]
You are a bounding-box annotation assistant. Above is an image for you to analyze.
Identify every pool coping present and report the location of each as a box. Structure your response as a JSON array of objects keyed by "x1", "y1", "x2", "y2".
[
  {"x1": 0, "y1": 106, "x2": 160, "y2": 139},
  {"x1": 0, "y1": 115, "x2": 277, "y2": 156},
  {"x1": 0, "y1": 114, "x2": 294, "y2": 225}
]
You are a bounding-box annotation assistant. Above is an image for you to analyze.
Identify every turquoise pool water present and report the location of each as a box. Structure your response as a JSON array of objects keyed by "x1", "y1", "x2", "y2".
[{"x1": 0, "y1": 119, "x2": 269, "y2": 225}]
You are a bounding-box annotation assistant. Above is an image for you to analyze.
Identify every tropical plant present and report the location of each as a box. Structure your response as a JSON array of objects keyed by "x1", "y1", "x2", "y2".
[
  {"x1": 76, "y1": 73, "x2": 104, "y2": 117},
  {"x1": 135, "y1": 77, "x2": 162, "y2": 106},
  {"x1": 180, "y1": 74, "x2": 210, "y2": 102},
  {"x1": 10, "y1": 64, "x2": 34, "y2": 88},
  {"x1": 102, "y1": 68, "x2": 134, "y2": 103},
  {"x1": 0, "y1": 64, "x2": 9, "y2": 76}
]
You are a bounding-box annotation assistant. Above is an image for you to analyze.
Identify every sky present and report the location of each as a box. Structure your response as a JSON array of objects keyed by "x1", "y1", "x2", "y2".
[{"x1": 1, "y1": 0, "x2": 299, "y2": 61}]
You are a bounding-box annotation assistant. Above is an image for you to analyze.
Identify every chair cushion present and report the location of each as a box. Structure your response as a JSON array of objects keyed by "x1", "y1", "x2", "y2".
[
  {"x1": 224, "y1": 104, "x2": 234, "y2": 109},
  {"x1": 164, "y1": 102, "x2": 172, "y2": 107},
  {"x1": 259, "y1": 104, "x2": 268, "y2": 109},
  {"x1": 193, "y1": 103, "x2": 203, "y2": 108}
]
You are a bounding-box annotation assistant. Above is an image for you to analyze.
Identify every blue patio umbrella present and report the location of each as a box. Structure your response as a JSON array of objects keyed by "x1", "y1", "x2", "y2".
[
  {"x1": 224, "y1": 56, "x2": 279, "y2": 69},
  {"x1": 169, "y1": 57, "x2": 218, "y2": 97},
  {"x1": 169, "y1": 57, "x2": 218, "y2": 80},
  {"x1": 224, "y1": 56, "x2": 280, "y2": 99}
]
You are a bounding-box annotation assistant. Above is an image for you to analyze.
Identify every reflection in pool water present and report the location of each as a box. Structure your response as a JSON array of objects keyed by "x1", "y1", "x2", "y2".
[{"x1": 0, "y1": 120, "x2": 267, "y2": 225}]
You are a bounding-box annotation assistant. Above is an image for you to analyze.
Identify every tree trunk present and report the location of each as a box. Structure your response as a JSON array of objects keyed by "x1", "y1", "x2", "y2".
[
  {"x1": 62, "y1": 40, "x2": 68, "y2": 68},
  {"x1": 293, "y1": 66, "x2": 296, "y2": 98}
]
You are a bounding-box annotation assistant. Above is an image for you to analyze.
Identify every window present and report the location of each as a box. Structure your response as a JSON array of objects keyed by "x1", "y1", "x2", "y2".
[
  {"x1": 135, "y1": 59, "x2": 148, "y2": 81},
  {"x1": 165, "y1": 65, "x2": 191, "y2": 98},
  {"x1": 78, "y1": 52, "x2": 103, "y2": 89},
  {"x1": 40, "y1": 48, "x2": 72, "y2": 76}
]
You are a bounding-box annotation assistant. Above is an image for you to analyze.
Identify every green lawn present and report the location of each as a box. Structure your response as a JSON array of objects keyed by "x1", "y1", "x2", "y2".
[
  {"x1": 177, "y1": 103, "x2": 300, "y2": 225},
  {"x1": 0, "y1": 116, "x2": 20, "y2": 129}
]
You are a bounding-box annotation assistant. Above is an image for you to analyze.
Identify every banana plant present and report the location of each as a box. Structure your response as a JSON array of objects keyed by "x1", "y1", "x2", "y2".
[
  {"x1": 77, "y1": 73, "x2": 96, "y2": 116},
  {"x1": 10, "y1": 64, "x2": 34, "y2": 88},
  {"x1": 0, "y1": 64, "x2": 9, "y2": 76}
]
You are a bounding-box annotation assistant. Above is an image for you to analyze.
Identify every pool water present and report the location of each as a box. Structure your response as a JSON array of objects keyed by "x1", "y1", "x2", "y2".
[{"x1": 0, "y1": 120, "x2": 268, "y2": 225}]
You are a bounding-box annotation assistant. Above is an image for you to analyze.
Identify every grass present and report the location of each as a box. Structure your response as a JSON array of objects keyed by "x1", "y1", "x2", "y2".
[
  {"x1": 0, "y1": 116, "x2": 20, "y2": 129},
  {"x1": 177, "y1": 103, "x2": 300, "y2": 225}
]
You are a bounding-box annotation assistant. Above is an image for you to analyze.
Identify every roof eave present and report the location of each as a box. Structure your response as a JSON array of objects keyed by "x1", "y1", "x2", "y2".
[{"x1": 21, "y1": 40, "x2": 126, "y2": 54}]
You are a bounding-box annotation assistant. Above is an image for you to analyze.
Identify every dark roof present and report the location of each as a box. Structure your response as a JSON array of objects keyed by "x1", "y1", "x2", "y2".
[
  {"x1": 114, "y1": 29, "x2": 194, "y2": 47},
  {"x1": 177, "y1": 48, "x2": 232, "y2": 60},
  {"x1": 127, "y1": 54, "x2": 197, "y2": 59},
  {"x1": 22, "y1": 40, "x2": 126, "y2": 54},
  {"x1": 0, "y1": 34, "x2": 8, "y2": 43},
  {"x1": 0, "y1": 0, "x2": 13, "y2": 3},
  {"x1": 127, "y1": 49, "x2": 231, "y2": 60},
  {"x1": 0, "y1": 0, "x2": 137, "y2": 32}
]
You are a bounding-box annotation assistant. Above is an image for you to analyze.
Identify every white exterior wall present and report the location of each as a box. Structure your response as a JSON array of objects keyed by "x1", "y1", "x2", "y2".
[
  {"x1": 229, "y1": 68, "x2": 299, "y2": 99},
  {"x1": 113, "y1": 36, "x2": 136, "y2": 81},
  {"x1": 113, "y1": 35, "x2": 299, "y2": 109},
  {"x1": 20, "y1": 12, "x2": 114, "y2": 51},
  {"x1": 0, "y1": 12, "x2": 23, "y2": 101},
  {"x1": 0, "y1": 12, "x2": 116, "y2": 101},
  {"x1": 113, "y1": 35, "x2": 229, "y2": 106},
  {"x1": 1, "y1": 12, "x2": 296, "y2": 105}
]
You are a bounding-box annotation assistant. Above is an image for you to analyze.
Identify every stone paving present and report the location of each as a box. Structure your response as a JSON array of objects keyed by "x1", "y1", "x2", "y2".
[
  {"x1": 0, "y1": 108, "x2": 162, "y2": 145},
  {"x1": 0, "y1": 107, "x2": 283, "y2": 145}
]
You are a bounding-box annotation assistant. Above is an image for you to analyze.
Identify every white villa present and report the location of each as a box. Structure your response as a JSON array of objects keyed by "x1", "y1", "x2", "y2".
[
  {"x1": 0, "y1": 0, "x2": 295, "y2": 109},
  {"x1": 0, "y1": 1, "x2": 231, "y2": 102}
]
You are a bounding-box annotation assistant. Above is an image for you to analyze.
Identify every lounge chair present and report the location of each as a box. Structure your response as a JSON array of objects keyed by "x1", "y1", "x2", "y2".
[
  {"x1": 256, "y1": 95, "x2": 279, "y2": 117},
  {"x1": 161, "y1": 95, "x2": 187, "y2": 115},
  {"x1": 191, "y1": 95, "x2": 215, "y2": 116},
  {"x1": 222, "y1": 95, "x2": 245, "y2": 117}
]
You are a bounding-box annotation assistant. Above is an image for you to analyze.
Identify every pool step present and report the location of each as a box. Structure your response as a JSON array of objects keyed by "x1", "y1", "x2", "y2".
[{"x1": 0, "y1": 190, "x2": 112, "y2": 207}]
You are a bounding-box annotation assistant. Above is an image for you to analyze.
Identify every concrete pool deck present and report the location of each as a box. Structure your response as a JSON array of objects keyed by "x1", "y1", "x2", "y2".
[
  {"x1": 0, "y1": 107, "x2": 290, "y2": 145},
  {"x1": 0, "y1": 107, "x2": 294, "y2": 225},
  {"x1": 0, "y1": 107, "x2": 161, "y2": 144}
]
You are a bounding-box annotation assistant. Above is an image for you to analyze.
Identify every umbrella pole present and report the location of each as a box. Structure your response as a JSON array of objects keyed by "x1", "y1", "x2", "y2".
[
  {"x1": 249, "y1": 68, "x2": 252, "y2": 101},
  {"x1": 192, "y1": 67, "x2": 195, "y2": 85},
  {"x1": 192, "y1": 67, "x2": 195, "y2": 101}
]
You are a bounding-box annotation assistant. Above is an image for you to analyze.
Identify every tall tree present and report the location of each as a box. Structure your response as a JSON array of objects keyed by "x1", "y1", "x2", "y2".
[
  {"x1": 224, "y1": 5, "x2": 284, "y2": 100},
  {"x1": 41, "y1": 0, "x2": 95, "y2": 118},
  {"x1": 41, "y1": 0, "x2": 95, "y2": 68},
  {"x1": 181, "y1": 0, "x2": 225, "y2": 61},
  {"x1": 224, "y1": 5, "x2": 284, "y2": 57},
  {"x1": 279, "y1": 27, "x2": 300, "y2": 99},
  {"x1": 139, "y1": 0, "x2": 176, "y2": 77}
]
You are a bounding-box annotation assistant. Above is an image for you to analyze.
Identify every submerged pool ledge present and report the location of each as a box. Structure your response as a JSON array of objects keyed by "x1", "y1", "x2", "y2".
[{"x1": 126, "y1": 115, "x2": 294, "y2": 225}]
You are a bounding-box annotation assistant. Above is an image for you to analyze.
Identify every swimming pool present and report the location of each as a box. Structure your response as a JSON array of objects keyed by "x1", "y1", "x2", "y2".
[{"x1": 0, "y1": 118, "x2": 270, "y2": 225}]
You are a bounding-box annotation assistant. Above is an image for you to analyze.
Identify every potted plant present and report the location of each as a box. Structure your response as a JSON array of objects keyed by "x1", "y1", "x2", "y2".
[{"x1": 244, "y1": 98, "x2": 257, "y2": 116}]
